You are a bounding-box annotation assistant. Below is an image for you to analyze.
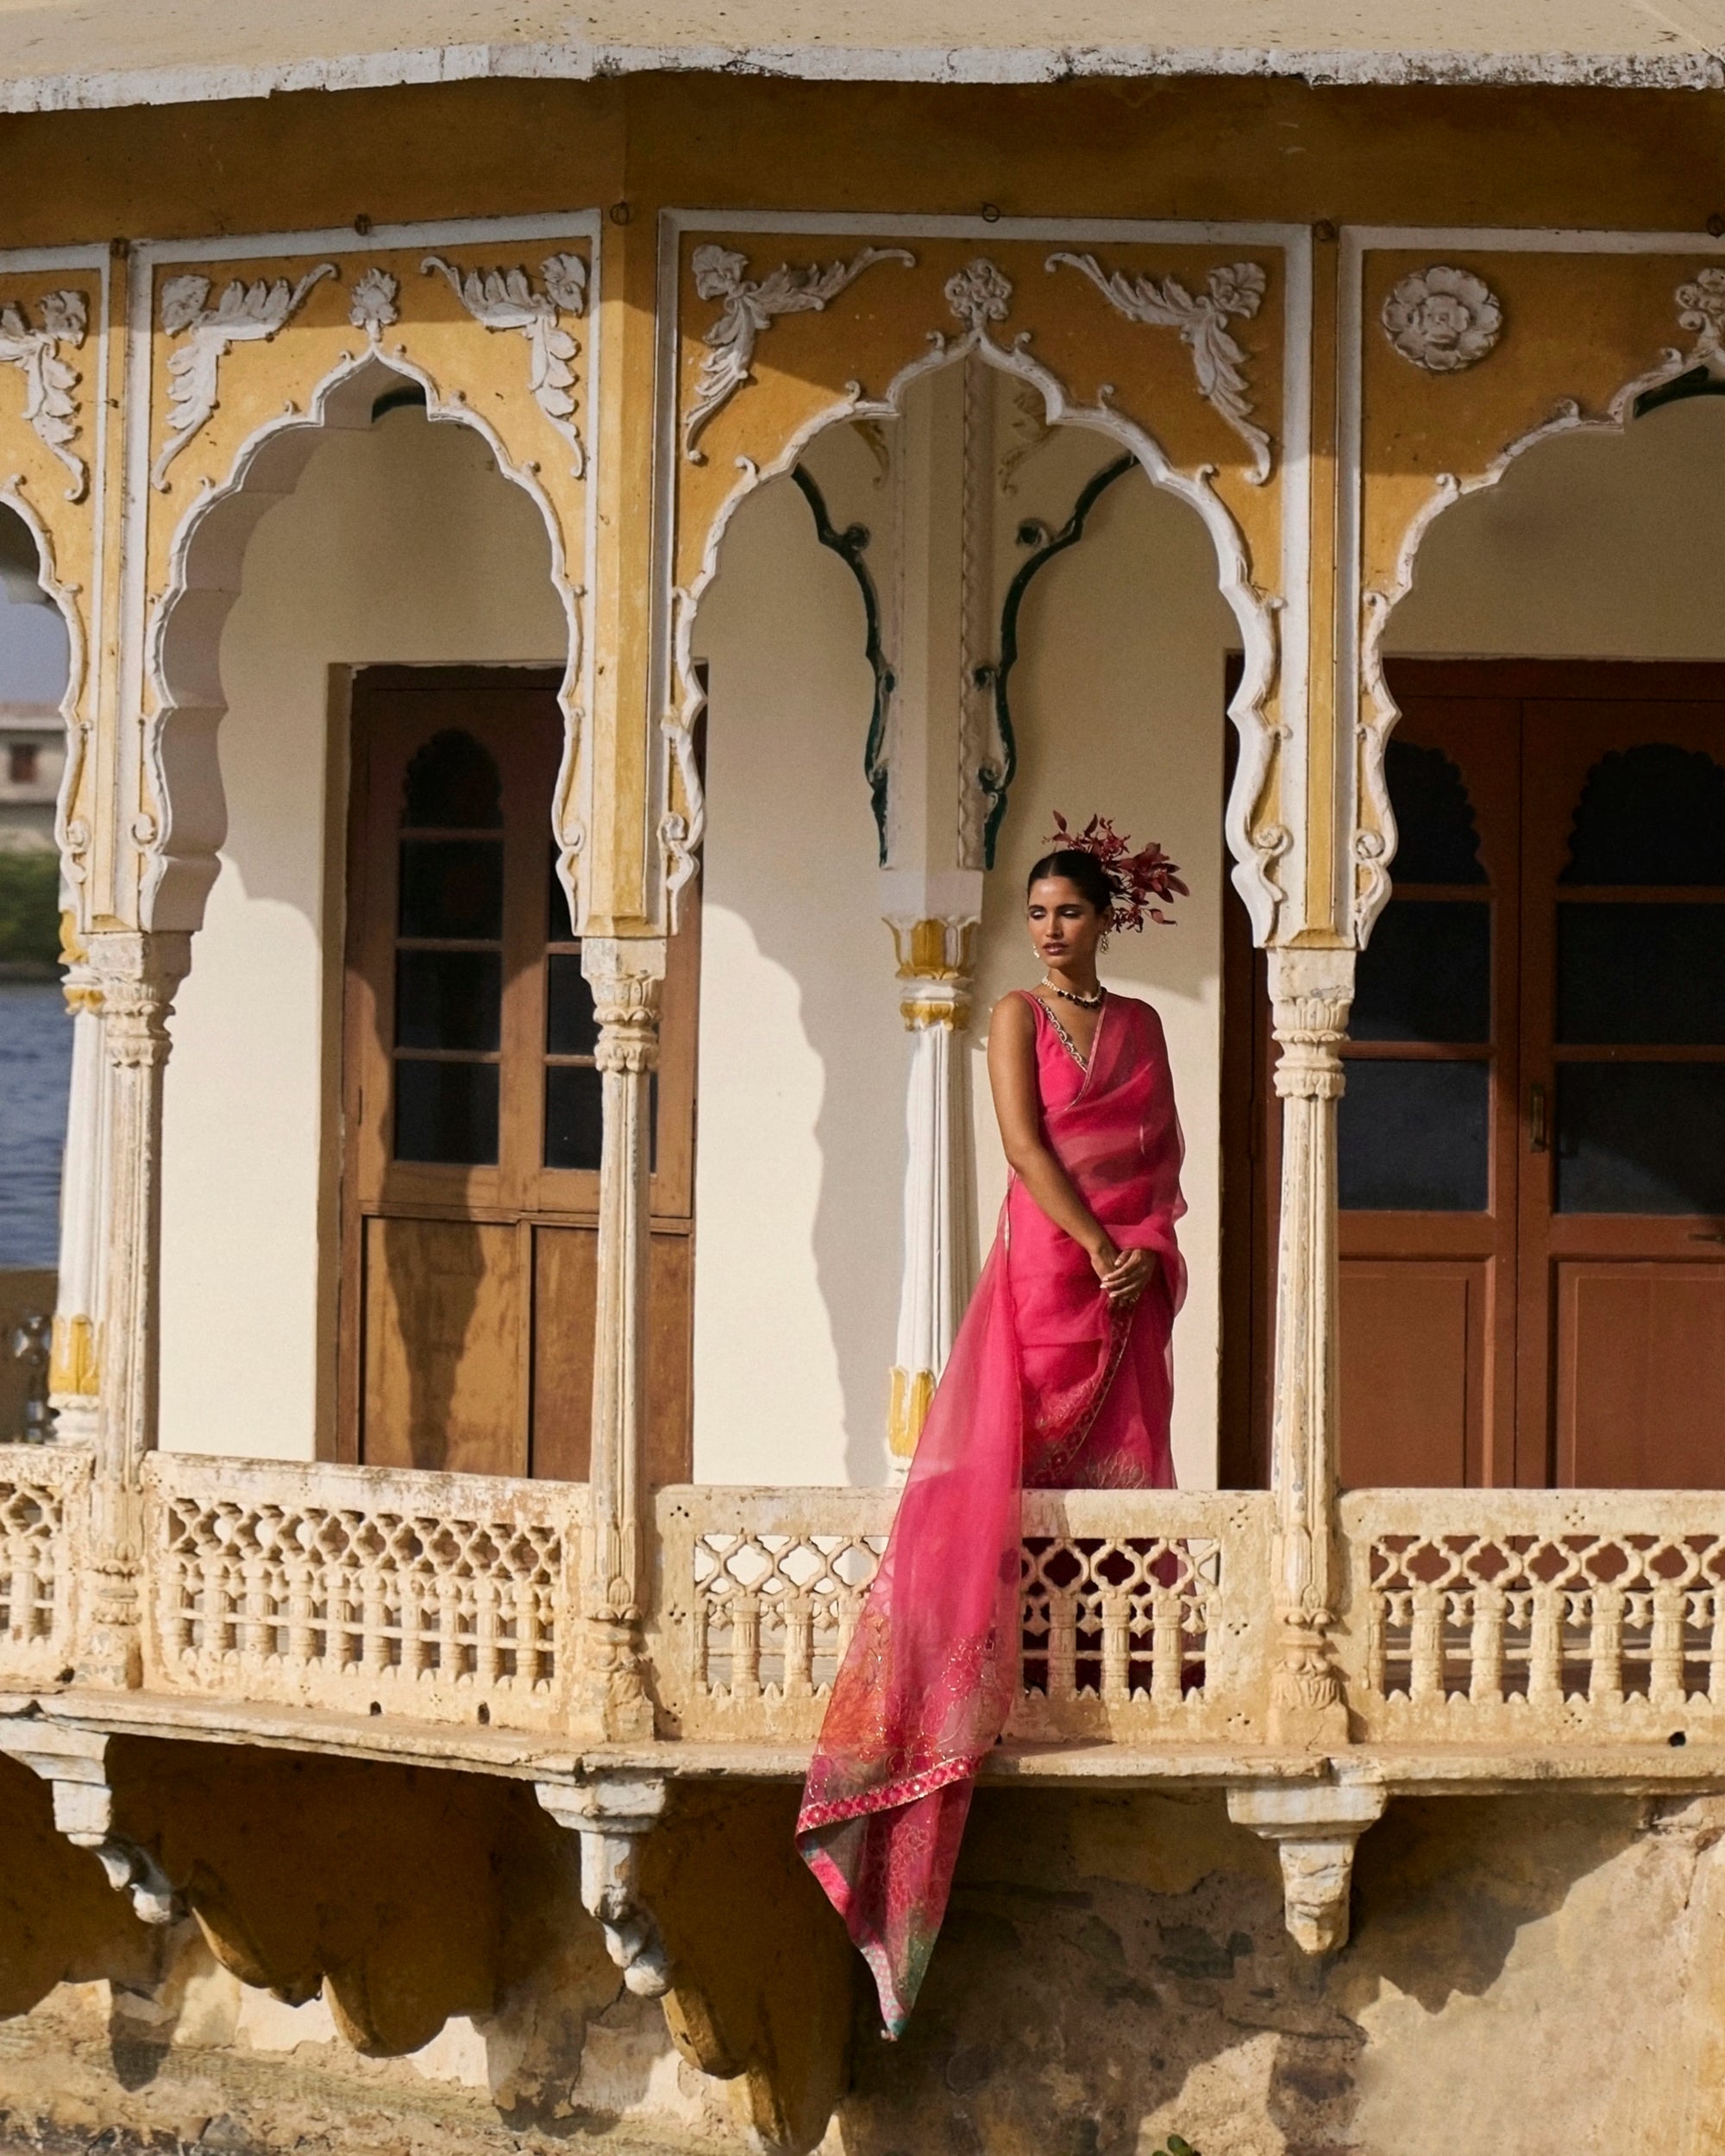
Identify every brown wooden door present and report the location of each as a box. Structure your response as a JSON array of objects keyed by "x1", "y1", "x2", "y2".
[
  {"x1": 1329, "y1": 661, "x2": 1725, "y2": 1489},
  {"x1": 337, "y1": 669, "x2": 696, "y2": 1481}
]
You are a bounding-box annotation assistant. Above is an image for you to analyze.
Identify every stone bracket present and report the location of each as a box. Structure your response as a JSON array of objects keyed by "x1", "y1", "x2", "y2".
[
  {"x1": 1228, "y1": 1780, "x2": 1386, "y2": 1955},
  {"x1": 0, "y1": 1716, "x2": 183, "y2": 1925},
  {"x1": 536, "y1": 1774, "x2": 670, "y2": 1998}
]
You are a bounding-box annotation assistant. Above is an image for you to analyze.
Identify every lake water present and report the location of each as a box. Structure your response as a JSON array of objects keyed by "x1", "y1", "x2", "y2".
[{"x1": 0, "y1": 981, "x2": 71, "y2": 1268}]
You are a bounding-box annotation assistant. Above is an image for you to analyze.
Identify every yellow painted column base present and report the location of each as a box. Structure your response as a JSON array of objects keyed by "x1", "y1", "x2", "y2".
[{"x1": 887, "y1": 1366, "x2": 936, "y2": 1462}]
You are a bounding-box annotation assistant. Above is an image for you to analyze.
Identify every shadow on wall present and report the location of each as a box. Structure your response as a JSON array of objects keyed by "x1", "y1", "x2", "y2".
[{"x1": 693, "y1": 470, "x2": 906, "y2": 1485}]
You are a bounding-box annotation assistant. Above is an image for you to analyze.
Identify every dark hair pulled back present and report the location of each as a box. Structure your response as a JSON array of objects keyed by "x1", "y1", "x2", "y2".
[{"x1": 1026, "y1": 848, "x2": 1114, "y2": 917}]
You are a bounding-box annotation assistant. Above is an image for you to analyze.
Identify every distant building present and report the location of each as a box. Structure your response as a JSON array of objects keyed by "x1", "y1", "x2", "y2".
[{"x1": 0, "y1": 702, "x2": 63, "y2": 853}]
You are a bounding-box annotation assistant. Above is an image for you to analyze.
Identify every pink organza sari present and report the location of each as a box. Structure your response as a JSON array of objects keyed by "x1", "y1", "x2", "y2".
[{"x1": 797, "y1": 990, "x2": 1186, "y2": 2034}]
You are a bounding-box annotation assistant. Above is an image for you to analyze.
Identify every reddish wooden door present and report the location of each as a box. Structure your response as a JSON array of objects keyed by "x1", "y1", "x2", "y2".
[
  {"x1": 1517, "y1": 693, "x2": 1725, "y2": 1487},
  {"x1": 338, "y1": 669, "x2": 696, "y2": 1481},
  {"x1": 1327, "y1": 661, "x2": 1725, "y2": 1489}
]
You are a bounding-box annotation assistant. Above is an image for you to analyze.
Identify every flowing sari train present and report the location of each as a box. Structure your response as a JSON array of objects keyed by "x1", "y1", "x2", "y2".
[{"x1": 796, "y1": 992, "x2": 1186, "y2": 2034}]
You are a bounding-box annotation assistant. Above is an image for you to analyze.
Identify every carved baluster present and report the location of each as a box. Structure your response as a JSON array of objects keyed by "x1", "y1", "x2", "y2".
[
  {"x1": 1150, "y1": 1581, "x2": 1184, "y2": 1707},
  {"x1": 518, "y1": 1572, "x2": 545, "y2": 1689},
  {"x1": 784, "y1": 1589, "x2": 814, "y2": 1698},
  {"x1": 79, "y1": 931, "x2": 190, "y2": 1689},
  {"x1": 1588, "y1": 1585, "x2": 1624, "y2": 1708},
  {"x1": 1099, "y1": 1588, "x2": 1131, "y2": 1703},
  {"x1": 834, "y1": 1588, "x2": 864, "y2": 1669},
  {"x1": 1408, "y1": 1584, "x2": 1444, "y2": 1702},
  {"x1": 1709, "y1": 1589, "x2": 1725, "y2": 1707},
  {"x1": 1265, "y1": 950, "x2": 1354, "y2": 1745},
  {"x1": 474, "y1": 1573, "x2": 500, "y2": 1691},
  {"x1": 431, "y1": 1570, "x2": 457, "y2": 1682},
  {"x1": 240, "y1": 1551, "x2": 270, "y2": 1667},
  {"x1": 732, "y1": 1589, "x2": 763, "y2": 1700},
  {"x1": 1364, "y1": 1583, "x2": 1387, "y2": 1696},
  {"x1": 1470, "y1": 1583, "x2": 1507, "y2": 1704},
  {"x1": 362, "y1": 1564, "x2": 390, "y2": 1679},
  {"x1": 10, "y1": 1547, "x2": 36, "y2": 1646},
  {"x1": 1527, "y1": 1586, "x2": 1562, "y2": 1706},
  {"x1": 1047, "y1": 1587, "x2": 1078, "y2": 1703},
  {"x1": 574, "y1": 939, "x2": 665, "y2": 1740},
  {"x1": 691, "y1": 1591, "x2": 712, "y2": 1694},
  {"x1": 1650, "y1": 1581, "x2": 1686, "y2": 1710},
  {"x1": 285, "y1": 1544, "x2": 315, "y2": 1670}
]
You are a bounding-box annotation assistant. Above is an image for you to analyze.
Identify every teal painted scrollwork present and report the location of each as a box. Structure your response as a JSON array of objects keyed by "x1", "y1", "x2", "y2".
[{"x1": 791, "y1": 464, "x2": 896, "y2": 866}]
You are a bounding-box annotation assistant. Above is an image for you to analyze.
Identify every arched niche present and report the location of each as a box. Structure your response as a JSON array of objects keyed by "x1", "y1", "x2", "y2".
[
  {"x1": 155, "y1": 379, "x2": 567, "y2": 1463},
  {"x1": 1360, "y1": 387, "x2": 1725, "y2": 937},
  {"x1": 142, "y1": 353, "x2": 580, "y2": 938}
]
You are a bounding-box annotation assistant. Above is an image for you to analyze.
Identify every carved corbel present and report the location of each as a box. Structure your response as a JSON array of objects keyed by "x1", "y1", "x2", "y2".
[
  {"x1": 1228, "y1": 1782, "x2": 1385, "y2": 1955},
  {"x1": 536, "y1": 1776, "x2": 669, "y2": 1996},
  {"x1": 0, "y1": 1718, "x2": 182, "y2": 1924}
]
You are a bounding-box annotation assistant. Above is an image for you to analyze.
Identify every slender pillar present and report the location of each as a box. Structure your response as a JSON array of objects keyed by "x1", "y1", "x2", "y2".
[
  {"x1": 77, "y1": 927, "x2": 189, "y2": 1691},
  {"x1": 575, "y1": 935, "x2": 666, "y2": 1741},
  {"x1": 49, "y1": 913, "x2": 109, "y2": 1444},
  {"x1": 1265, "y1": 946, "x2": 1355, "y2": 1747},
  {"x1": 883, "y1": 899, "x2": 980, "y2": 1478}
]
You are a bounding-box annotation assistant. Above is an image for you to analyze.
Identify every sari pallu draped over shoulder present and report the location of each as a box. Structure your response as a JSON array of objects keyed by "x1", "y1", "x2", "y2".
[{"x1": 797, "y1": 993, "x2": 1186, "y2": 2035}]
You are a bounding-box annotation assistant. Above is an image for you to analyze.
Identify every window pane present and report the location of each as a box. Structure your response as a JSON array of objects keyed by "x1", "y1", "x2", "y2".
[
  {"x1": 402, "y1": 729, "x2": 503, "y2": 829},
  {"x1": 395, "y1": 950, "x2": 502, "y2": 1051},
  {"x1": 1353, "y1": 901, "x2": 1491, "y2": 1044},
  {"x1": 1339, "y1": 1060, "x2": 1490, "y2": 1211},
  {"x1": 1385, "y1": 739, "x2": 1486, "y2": 885},
  {"x1": 1557, "y1": 903, "x2": 1725, "y2": 1044},
  {"x1": 546, "y1": 953, "x2": 599, "y2": 1056},
  {"x1": 1561, "y1": 743, "x2": 1725, "y2": 885},
  {"x1": 394, "y1": 1058, "x2": 499, "y2": 1165},
  {"x1": 398, "y1": 838, "x2": 504, "y2": 939},
  {"x1": 545, "y1": 1062, "x2": 604, "y2": 1170},
  {"x1": 1556, "y1": 1062, "x2": 1725, "y2": 1213}
]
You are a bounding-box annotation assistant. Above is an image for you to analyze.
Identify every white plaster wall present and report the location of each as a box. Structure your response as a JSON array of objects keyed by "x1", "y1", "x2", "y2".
[
  {"x1": 693, "y1": 408, "x2": 1233, "y2": 1489},
  {"x1": 691, "y1": 461, "x2": 906, "y2": 1486},
  {"x1": 159, "y1": 407, "x2": 564, "y2": 1458},
  {"x1": 1387, "y1": 395, "x2": 1725, "y2": 657},
  {"x1": 971, "y1": 442, "x2": 1233, "y2": 1491}
]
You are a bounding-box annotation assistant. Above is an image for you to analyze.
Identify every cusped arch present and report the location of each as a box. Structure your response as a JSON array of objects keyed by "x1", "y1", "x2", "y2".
[
  {"x1": 141, "y1": 349, "x2": 581, "y2": 937},
  {"x1": 664, "y1": 313, "x2": 1292, "y2": 943},
  {"x1": 0, "y1": 487, "x2": 86, "y2": 912},
  {"x1": 1353, "y1": 342, "x2": 1722, "y2": 942}
]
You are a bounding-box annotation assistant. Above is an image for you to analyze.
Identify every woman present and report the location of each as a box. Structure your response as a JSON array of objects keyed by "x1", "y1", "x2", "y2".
[{"x1": 797, "y1": 815, "x2": 1189, "y2": 2036}]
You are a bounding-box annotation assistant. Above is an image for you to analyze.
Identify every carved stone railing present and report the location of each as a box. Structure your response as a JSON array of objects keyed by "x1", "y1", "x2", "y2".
[
  {"x1": 140, "y1": 1454, "x2": 582, "y2": 1733},
  {"x1": 651, "y1": 1485, "x2": 1275, "y2": 1745},
  {"x1": 0, "y1": 1442, "x2": 91, "y2": 1687},
  {"x1": 1340, "y1": 1489, "x2": 1725, "y2": 1744}
]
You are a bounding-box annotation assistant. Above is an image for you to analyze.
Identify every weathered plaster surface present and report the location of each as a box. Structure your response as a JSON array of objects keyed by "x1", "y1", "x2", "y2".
[
  {"x1": 0, "y1": 0, "x2": 1722, "y2": 113},
  {"x1": 9, "y1": 1771, "x2": 1725, "y2": 2156}
]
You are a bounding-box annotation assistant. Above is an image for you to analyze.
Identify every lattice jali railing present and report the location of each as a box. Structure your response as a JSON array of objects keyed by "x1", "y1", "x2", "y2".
[
  {"x1": 1341, "y1": 1491, "x2": 1725, "y2": 1739},
  {"x1": 142, "y1": 1455, "x2": 580, "y2": 1730},
  {"x1": 0, "y1": 1443, "x2": 90, "y2": 1683},
  {"x1": 653, "y1": 1486, "x2": 1274, "y2": 1745}
]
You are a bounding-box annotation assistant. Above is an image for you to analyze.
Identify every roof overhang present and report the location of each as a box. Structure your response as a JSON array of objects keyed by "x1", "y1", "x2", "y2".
[{"x1": 0, "y1": 0, "x2": 1722, "y2": 115}]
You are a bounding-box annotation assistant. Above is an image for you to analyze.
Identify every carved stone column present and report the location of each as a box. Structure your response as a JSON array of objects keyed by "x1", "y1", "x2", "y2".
[
  {"x1": 883, "y1": 903, "x2": 979, "y2": 1479},
  {"x1": 49, "y1": 915, "x2": 109, "y2": 1445},
  {"x1": 575, "y1": 937, "x2": 666, "y2": 1740},
  {"x1": 78, "y1": 929, "x2": 189, "y2": 1691},
  {"x1": 1265, "y1": 947, "x2": 1355, "y2": 1747}
]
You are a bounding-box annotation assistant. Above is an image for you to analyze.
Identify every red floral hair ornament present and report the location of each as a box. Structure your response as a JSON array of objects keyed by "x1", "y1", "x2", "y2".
[{"x1": 1044, "y1": 811, "x2": 1189, "y2": 931}]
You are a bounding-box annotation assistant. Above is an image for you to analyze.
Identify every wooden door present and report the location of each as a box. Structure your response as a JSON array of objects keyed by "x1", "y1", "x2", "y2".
[
  {"x1": 337, "y1": 669, "x2": 696, "y2": 1481},
  {"x1": 1227, "y1": 660, "x2": 1725, "y2": 1489},
  {"x1": 1336, "y1": 684, "x2": 1521, "y2": 1486},
  {"x1": 1518, "y1": 691, "x2": 1725, "y2": 1488}
]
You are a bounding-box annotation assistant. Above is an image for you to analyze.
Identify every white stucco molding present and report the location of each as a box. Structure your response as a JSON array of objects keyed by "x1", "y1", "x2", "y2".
[{"x1": 0, "y1": 22, "x2": 1721, "y2": 116}]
